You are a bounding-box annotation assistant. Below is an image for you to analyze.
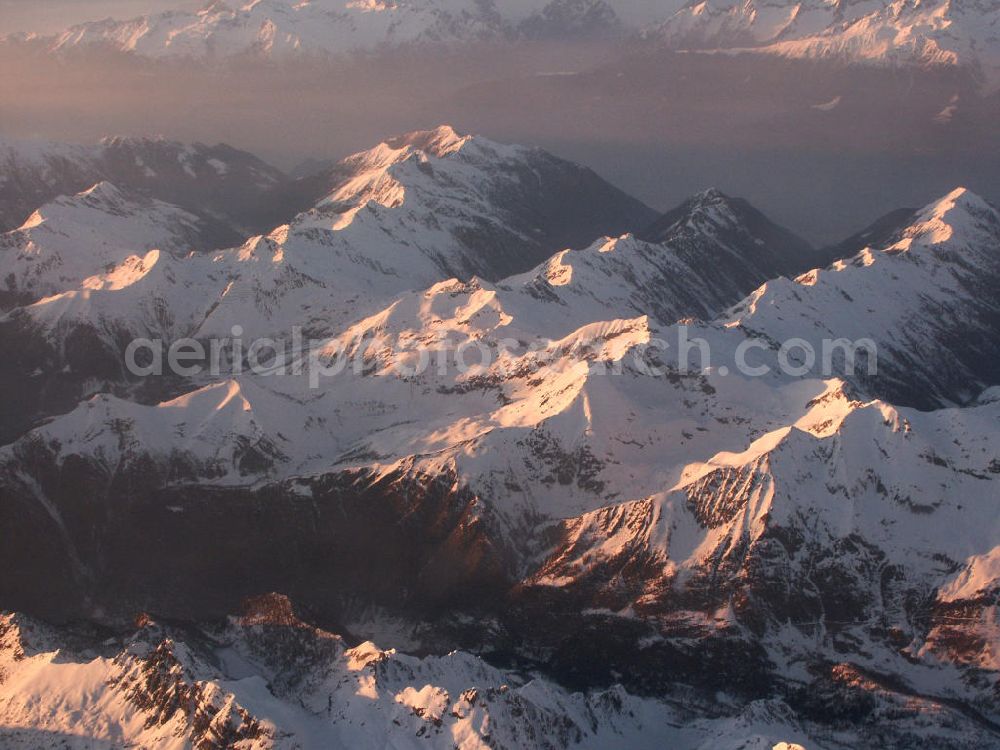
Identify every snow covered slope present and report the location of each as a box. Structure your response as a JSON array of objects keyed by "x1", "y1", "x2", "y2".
[
  {"x1": 1, "y1": 122, "x2": 999, "y2": 745},
  {"x1": 723, "y1": 187, "x2": 1000, "y2": 407},
  {"x1": 290, "y1": 124, "x2": 657, "y2": 281},
  {"x1": 0, "y1": 182, "x2": 207, "y2": 306},
  {"x1": 5, "y1": 125, "x2": 656, "y2": 350},
  {"x1": 1, "y1": 186, "x2": 997, "y2": 590},
  {"x1": 0, "y1": 596, "x2": 847, "y2": 750},
  {"x1": 24, "y1": 0, "x2": 631, "y2": 59},
  {"x1": 10, "y1": 0, "x2": 1000, "y2": 88},
  {"x1": 650, "y1": 0, "x2": 1000, "y2": 89},
  {"x1": 0, "y1": 126, "x2": 657, "y2": 448},
  {"x1": 0, "y1": 135, "x2": 287, "y2": 238}
]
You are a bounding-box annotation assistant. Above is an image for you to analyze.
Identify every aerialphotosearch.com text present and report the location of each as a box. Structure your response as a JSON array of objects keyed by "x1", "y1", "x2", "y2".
[{"x1": 125, "y1": 325, "x2": 878, "y2": 388}]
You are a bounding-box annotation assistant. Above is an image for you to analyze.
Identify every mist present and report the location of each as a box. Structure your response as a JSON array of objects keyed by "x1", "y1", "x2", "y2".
[{"x1": 1, "y1": 39, "x2": 997, "y2": 243}]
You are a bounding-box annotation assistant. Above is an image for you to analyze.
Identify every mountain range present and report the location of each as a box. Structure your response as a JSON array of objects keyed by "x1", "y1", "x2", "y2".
[
  {"x1": 0, "y1": 124, "x2": 999, "y2": 747},
  {"x1": 6, "y1": 0, "x2": 1000, "y2": 89}
]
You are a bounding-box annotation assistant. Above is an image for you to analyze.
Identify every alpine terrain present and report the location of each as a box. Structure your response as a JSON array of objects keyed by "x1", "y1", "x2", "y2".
[
  {"x1": 0, "y1": 125, "x2": 998, "y2": 749},
  {"x1": 7, "y1": 0, "x2": 1000, "y2": 88}
]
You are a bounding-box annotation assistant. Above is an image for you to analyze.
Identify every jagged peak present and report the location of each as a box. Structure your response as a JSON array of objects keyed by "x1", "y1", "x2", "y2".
[
  {"x1": 639, "y1": 187, "x2": 753, "y2": 243},
  {"x1": 915, "y1": 186, "x2": 995, "y2": 223},
  {"x1": 321, "y1": 125, "x2": 477, "y2": 207},
  {"x1": 78, "y1": 180, "x2": 129, "y2": 202},
  {"x1": 236, "y1": 592, "x2": 303, "y2": 627},
  {"x1": 679, "y1": 187, "x2": 747, "y2": 225},
  {"x1": 383, "y1": 124, "x2": 472, "y2": 158},
  {"x1": 689, "y1": 186, "x2": 731, "y2": 204},
  {"x1": 17, "y1": 181, "x2": 151, "y2": 231},
  {"x1": 161, "y1": 378, "x2": 252, "y2": 413},
  {"x1": 890, "y1": 186, "x2": 999, "y2": 251}
]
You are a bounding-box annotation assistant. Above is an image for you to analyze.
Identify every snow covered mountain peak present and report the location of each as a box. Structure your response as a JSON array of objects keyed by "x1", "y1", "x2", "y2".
[
  {"x1": 0, "y1": 181, "x2": 205, "y2": 304},
  {"x1": 0, "y1": 134, "x2": 290, "y2": 244},
  {"x1": 667, "y1": 187, "x2": 751, "y2": 230},
  {"x1": 74, "y1": 179, "x2": 127, "y2": 202},
  {"x1": 5, "y1": 0, "x2": 998, "y2": 88},
  {"x1": 3, "y1": 124, "x2": 1000, "y2": 746},
  {"x1": 317, "y1": 124, "x2": 479, "y2": 210},
  {"x1": 636, "y1": 187, "x2": 827, "y2": 296},
  {"x1": 899, "y1": 185, "x2": 999, "y2": 245},
  {"x1": 821, "y1": 185, "x2": 1000, "y2": 263},
  {"x1": 725, "y1": 186, "x2": 1000, "y2": 407},
  {"x1": 38, "y1": 0, "x2": 587, "y2": 59},
  {"x1": 649, "y1": 0, "x2": 1000, "y2": 88},
  {"x1": 383, "y1": 124, "x2": 473, "y2": 157},
  {"x1": 281, "y1": 125, "x2": 654, "y2": 284},
  {"x1": 98, "y1": 134, "x2": 168, "y2": 148},
  {"x1": 641, "y1": 187, "x2": 795, "y2": 244}
]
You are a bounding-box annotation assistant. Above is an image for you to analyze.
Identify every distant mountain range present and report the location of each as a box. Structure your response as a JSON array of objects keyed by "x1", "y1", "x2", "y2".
[
  {"x1": 1, "y1": 125, "x2": 999, "y2": 747},
  {"x1": 6, "y1": 0, "x2": 999, "y2": 89}
]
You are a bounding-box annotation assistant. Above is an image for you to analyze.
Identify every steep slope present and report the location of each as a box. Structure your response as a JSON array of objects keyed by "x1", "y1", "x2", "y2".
[
  {"x1": 0, "y1": 598, "x2": 839, "y2": 750},
  {"x1": 497, "y1": 186, "x2": 826, "y2": 337},
  {"x1": 723, "y1": 187, "x2": 1000, "y2": 407},
  {"x1": 1, "y1": 167, "x2": 999, "y2": 746},
  {"x1": 0, "y1": 126, "x2": 657, "y2": 451},
  {"x1": 0, "y1": 182, "x2": 208, "y2": 307},
  {"x1": 6, "y1": 125, "x2": 657, "y2": 354},
  {"x1": 2, "y1": 187, "x2": 996, "y2": 615},
  {"x1": 290, "y1": 124, "x2": 657, "y2": 281},
  {"x1": 637, "y1": 188, "x2": 826, "y2": 300},
  {"x1": 0, "y1": 135, "x2": 288, "y2": 237},
  {"x1": 818, "y1": 205, "x2": 917, "y2": 264},
  {"x1": 524, "y1": 392, "x2": 1000, "y2": 740}
]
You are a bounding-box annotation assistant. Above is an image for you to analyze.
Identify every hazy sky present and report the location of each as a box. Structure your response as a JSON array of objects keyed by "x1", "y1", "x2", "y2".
[{"x1": 0, "y1": 1, "x2": 203, "y2": 34}]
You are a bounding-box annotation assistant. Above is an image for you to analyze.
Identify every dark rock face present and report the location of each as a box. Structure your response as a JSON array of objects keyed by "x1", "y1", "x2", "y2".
[
  {"x1": 639, "y1": 189, "x2": 823, "y2": 276},
  {"x1": 0, "y1": 315, "x2": 190, "y2": 444},
  {"x1": 465, "y1": 151, "x2": 658, "y2": 278},
  {"x1": 0, "y1": 459, "x2": 514, "y2": 626},
  {"x1": 869, "y1": 254, "x2": 1000, "y2": 409},
  {"x1": 634, "y1": 189, "x2": 830, "y2": 310}
]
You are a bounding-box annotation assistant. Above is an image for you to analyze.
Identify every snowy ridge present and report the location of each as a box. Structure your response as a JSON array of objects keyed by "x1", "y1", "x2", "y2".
[
  {"x1": 651, "y1": 0, "x2": 1000, "y2": 89},
  {"x1": 22, "y1": 0, "x2": 632, "y2": 59},
  {"x1": 0, "y1": 598, "x2": 834, "y2": 750},
  {"x1": 758, "y1": 0, "x2": 1000, "y2": 87},
  {"x1": 5, "y1": 186, "x2": 997, "y2": 513},
  {"x1": 0, "y1": 134, "x2": 286, "y2": 239},
  {"x1": 9, "y1": 0, "x2": 1000, "y2": 88},
  {"x1": 724, "y1": 187, "x2": 1000, "y2": 407},
  {"x1": 292, "y1": 124, "x2": 656, "y2": 282},
  {"x1": 7, "y1": 126, "x2": 654, "y2": 348},
  {"x1": 0, "y1": 182, "x2": 204, "y2": 304},
  {"x1": 2, "y1": 127, "x2": 1000, "y2": 746},
  {"x1": 0, "y1": 190, "x2": 846, "y2": 524}
]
